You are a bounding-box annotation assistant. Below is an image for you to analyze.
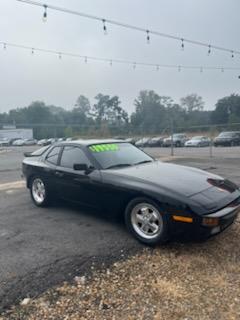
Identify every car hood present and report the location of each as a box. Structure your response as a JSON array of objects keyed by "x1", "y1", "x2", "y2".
[
  {"x1": 186, "y1": 140, "x2": 199, "y2": 144},
  {"x1": 107, "y1": 161, "x2": 223, "y2": 196},
  {"x1": 104, "y1": 161, "x2": 240, "y2": 213}
]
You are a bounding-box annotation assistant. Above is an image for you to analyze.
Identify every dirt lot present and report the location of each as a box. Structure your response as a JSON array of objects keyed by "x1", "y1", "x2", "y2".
[
  {"x1": 0, "y1": 146, "x2": 240, "y2": 319},
  {"x1": 2, "y1": 219, "x2": 240, "y2": 320}
]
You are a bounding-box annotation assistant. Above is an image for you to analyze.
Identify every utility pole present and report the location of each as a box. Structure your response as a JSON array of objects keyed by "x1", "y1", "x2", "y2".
[{"x1": 170, "y1": 119, "x2": 174, "y2": 156}]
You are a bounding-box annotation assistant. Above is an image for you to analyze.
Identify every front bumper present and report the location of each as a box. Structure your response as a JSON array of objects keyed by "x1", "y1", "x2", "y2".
[
  {"x1": 214, "y1": 140, "x2": 232, "y2": 146},
  {"x1": 169, "y1": 200, "x2": 240, "y2": 240},
  {"x1": 185, "y1": 143, "x2": 198, "y2": 147}
]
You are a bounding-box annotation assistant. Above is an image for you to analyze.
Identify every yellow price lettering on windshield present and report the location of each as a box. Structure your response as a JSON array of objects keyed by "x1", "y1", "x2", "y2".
[{"x1": 89, "y1": 144, "x2": 119, "y2": 152}]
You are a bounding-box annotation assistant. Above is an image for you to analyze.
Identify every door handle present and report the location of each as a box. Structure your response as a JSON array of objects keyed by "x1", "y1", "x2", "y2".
[
  {"x1": 55, "y1": 171, "x2": 64, "y2": 177},
  {"x1": 74, "y1": 177, "x2": 89, "y2": 182}
]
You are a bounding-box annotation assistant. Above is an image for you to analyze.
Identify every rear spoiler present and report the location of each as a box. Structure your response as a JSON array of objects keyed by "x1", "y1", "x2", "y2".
[{"x1": 24, "y1": 152, "x2": 35, "y2": 157}]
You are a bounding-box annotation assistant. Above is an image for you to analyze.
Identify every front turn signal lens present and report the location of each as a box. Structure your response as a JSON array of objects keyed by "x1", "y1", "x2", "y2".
[
  {"x1": 202, "y1": 217, "x2": 219, "y2": 227},
  {"x1": 172, "y1": 215, "x2": 193, "y2": 223}
]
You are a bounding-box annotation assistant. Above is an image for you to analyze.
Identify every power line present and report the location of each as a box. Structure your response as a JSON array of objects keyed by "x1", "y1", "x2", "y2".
[
  {"x1": 1, "y1": 41, "x2": 240, "y2": 73},
  {"x1": 16, "y1": 0, "x2": 240, "y2": 57}
]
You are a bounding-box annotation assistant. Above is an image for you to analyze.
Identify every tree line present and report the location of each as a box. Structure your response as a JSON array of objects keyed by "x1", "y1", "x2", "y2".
[{"x1": 0, "y1": 91, "x2": 240, "y2": 138}]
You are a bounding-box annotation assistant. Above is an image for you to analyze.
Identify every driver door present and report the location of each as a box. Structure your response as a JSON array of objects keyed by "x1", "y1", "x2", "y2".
[{"x1": 55, "y1": 145, "x2": 101, "y2": 206}]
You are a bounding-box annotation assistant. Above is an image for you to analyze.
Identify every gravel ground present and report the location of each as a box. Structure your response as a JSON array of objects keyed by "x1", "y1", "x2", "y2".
[{"x1": 2, "y1": 216, "x2": 240, "y2": 320}]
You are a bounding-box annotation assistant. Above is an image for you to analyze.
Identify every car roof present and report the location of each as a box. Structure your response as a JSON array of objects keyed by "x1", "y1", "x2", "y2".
[{"x1": 57, "y1": 139, "x2": 124, "y2": 146}]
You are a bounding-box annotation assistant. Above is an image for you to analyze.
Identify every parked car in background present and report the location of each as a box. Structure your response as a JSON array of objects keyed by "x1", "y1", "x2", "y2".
[
  {"x1": 135, "y1": 137, "x2": 151, "y2": 148},
  {"x1": 9, "y1": 138, "x2": 21, "y2": 145},
  {"x1": 47, "y1": 138, "x2": 57, "y2": 145},
  {"x1": 24, "y1": 139, "x2": 37, "y2": 146},
  {"x1": 0, "y1": 138, "x2": 10, "y2": 147},
  {"x1": 163, "y1": 133, "x2": 188, "y2": 147},
  {"x1": 185, "y1": 136, "x2": 210, "y2": 147},
  {"x1": 148, "y1": 136, "x2": 164, "y2": 147},
  {"x1": 214, "y1": 131, "x2": 240, "y2": 147},
  {"x1": 125, "y1": 137, "x2": 137, "y2": 145},
  {"x1": 37, "y1": 139, "x2": 49, "y2": 146},
  {"x1": 12, "y1": 139, "x2": 25, "y2": 146}
]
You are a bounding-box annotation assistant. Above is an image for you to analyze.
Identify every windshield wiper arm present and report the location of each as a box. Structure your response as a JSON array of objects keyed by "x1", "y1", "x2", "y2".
[
  {"x1": 106, "y1": 163, "x2": 132, "y2": 169},
  {"x1": 135, "y1": 160, "x2": 153, "y2": 165}
]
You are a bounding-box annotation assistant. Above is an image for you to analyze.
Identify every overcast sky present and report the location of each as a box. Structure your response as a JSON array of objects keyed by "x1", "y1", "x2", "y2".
[{"x1": 0, "y1": 0, "x2": 239, "y2": 114}]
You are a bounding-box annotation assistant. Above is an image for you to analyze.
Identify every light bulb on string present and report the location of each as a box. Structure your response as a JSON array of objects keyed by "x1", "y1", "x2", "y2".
[
  {"x1": 231, "y1": 51, "x2": 234, "y2": 58},
  {"x1": 178, "y1": 65, "x2": 181, "y2": 72},
  {"x1": 102, "y1": 19, "x2": 107, "y2": 35},
  {"x1": 109, "y1": 60, "x2": 112, "y2": 66},
  {"x1": 42, "y1": 5, "x2": 47, "y2": 22},
  {"x1": 3, "y1": 43, "x2": 6, "y2": 50},
  {"x1": 181, "y1": 39, "x2": 184, "y2": 51},
  {"x1": 146, "y1": 30, "x2": 150, "y2": 44},
  {"x1": 208, "y1": 45, "x2": 211, "y2": 56},
  {"x1": 84, "y1": 56, "x2": 88, "y2": 63},
  {"x1": 58, "y1": 52, "x2": 62, "y2": 59},
  {"x1": 156, "y1": 65, "x2": 159, "y2": 71},
  {"x1": 31, "y1": 48, "x2": 34, "y2": 55}
]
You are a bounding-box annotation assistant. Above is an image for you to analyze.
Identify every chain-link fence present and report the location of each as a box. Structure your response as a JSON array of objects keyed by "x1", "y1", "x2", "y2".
[{"x1": 1, "y1": 122, "x2": 240, "y2": 158}]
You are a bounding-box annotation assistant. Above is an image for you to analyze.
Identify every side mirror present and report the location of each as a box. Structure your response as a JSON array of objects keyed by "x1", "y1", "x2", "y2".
[
  {"x1": 73, "y1": 163, "x2": 89, "y2": 171},
  {"x1": 73, "y1": 163, "x2": 95, "y2": 174}
]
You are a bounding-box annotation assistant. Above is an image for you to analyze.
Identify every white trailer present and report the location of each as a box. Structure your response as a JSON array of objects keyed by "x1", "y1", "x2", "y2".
[{"x1": 0, "y1": 129, "x2": 33, "y2": 140}]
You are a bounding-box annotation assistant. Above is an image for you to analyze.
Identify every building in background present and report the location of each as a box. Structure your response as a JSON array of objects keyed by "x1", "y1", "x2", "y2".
[{"x1": 0, "y1": 127, "x2": 33, "y2": 140}]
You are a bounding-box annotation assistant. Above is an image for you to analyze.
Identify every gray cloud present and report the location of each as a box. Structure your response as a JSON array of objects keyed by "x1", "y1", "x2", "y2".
[{"x1": 0, "y1": 0, "x2": 239, "y2": 114}]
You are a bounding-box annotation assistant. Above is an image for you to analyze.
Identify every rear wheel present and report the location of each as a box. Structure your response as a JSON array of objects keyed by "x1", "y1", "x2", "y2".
[
  {"x1": 30, "y1": 176, "x2": 50, "y2": 207},
  {"x1": 124, "y1": 198, "x2": 169, "y2": 245}
]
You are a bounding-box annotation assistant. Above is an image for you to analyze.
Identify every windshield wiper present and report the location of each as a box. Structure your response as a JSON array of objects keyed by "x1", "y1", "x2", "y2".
[
  {"x1": 135, "y1": 160, "x2": 153, "y2": 166},
  {"x1": 106, "y1": 163, "x2": 132, "y2": 169}
]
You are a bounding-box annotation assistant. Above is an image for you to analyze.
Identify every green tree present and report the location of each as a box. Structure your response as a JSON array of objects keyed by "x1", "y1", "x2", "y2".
[
  {"x1": 75, "y1": 95, "x2": 91, "y2": 115},
  {"x1": 131, "y1": 90, "x2": 172, "y2": 134},
  {"x1": 180, "y1": 94, "x2": 204, "y2": 113},
  {"x1": 92, "y1": 94, "x2": 128, "y2": 125},
  {"x1": 211, "y1": 94, "x2": 240, "y2": 124}
]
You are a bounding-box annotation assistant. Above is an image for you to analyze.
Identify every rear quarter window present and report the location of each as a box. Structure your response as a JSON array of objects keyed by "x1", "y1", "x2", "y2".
[{"x1": 45, "y1": 146, "x2": 62, "y2": 165}]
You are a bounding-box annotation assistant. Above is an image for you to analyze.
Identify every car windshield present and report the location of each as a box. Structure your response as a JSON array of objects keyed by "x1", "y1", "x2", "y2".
[
  {"x1": 219, "y1": 132, "x2": 235, "y2": 137},
  {"x1": 173, "y1": 134, "x2": 184, "y2": 138},
  {"x1": 88, "y1": 142, "x2": 153, "y2": 169},
  {"x1": 191, "y1": 136, "x2": 203, "y2": 140}
]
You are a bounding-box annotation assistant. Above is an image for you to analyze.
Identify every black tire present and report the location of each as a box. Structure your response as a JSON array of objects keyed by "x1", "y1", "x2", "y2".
[
  {"x1": 176, "y1": 141, "x2": 181, "y2": 148},
  {"x1": 124, "y1": 197, "x2": 169, "y2": 246},
  {"x1": 30, "y1": 176, "x2": 51, "y2": 207}
]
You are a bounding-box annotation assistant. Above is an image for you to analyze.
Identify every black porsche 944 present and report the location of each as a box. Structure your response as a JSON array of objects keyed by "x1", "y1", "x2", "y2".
[{"x1": 22, "y1": 140, "x2": 240, "y2": 245}]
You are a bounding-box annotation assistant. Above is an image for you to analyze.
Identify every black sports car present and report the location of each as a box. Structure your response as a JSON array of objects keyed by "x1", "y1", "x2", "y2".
[{"x1": 22, "y1": 140, "x2": 240, "y2": 245}]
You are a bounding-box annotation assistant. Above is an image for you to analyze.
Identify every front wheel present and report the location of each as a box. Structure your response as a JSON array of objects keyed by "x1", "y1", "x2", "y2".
[
  {"x1": 30, "y1": 176, "x2": 50, "y2": 207},
  {"x1": 124, "y1": 198, "x2": 169, "y2": 245}
]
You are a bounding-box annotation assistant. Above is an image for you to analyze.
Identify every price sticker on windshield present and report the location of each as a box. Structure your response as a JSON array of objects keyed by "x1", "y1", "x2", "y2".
[{"x1": 89, "y1": 144, "x2": 119, "y2": 152}]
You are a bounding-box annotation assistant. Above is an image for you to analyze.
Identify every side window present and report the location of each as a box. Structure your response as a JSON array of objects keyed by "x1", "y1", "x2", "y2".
[
  {"x1": 60, "y1": 146, "x2": 90, "y2": 169},
  {"x1": 45, "y1": 146, "x2": 61, "y2": 165}
]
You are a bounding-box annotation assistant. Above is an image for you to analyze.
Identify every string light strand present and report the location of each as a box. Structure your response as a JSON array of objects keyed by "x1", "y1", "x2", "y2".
[
  {"x1": 15, "y1": 0, "x2": 240, "y2": 56},
  {"x1": 1, "y1": 40, "x2": 240, "y2": 72}
]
